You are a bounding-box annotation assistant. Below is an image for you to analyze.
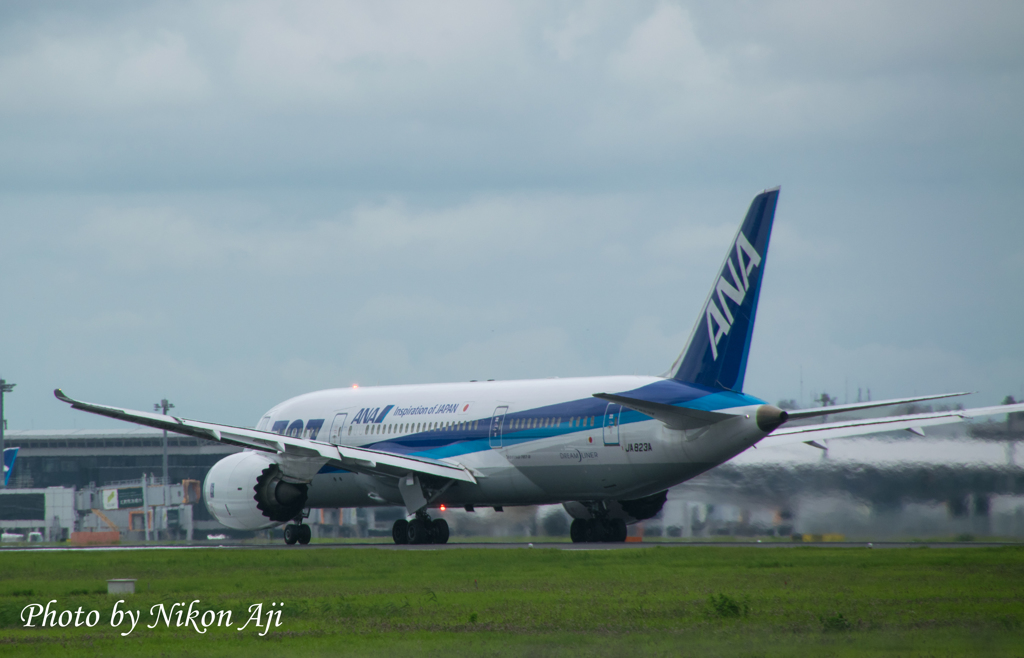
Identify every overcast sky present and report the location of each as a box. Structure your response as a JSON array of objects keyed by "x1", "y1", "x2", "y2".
[{"x1": 1, "y1": 1, "x2": 1022, "y2": 430}]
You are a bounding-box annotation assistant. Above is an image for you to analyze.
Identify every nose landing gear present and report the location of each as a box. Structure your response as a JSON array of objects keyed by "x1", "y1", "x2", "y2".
[{"x1": 392, "y1": 513, "x2": 449, "y2": 545}]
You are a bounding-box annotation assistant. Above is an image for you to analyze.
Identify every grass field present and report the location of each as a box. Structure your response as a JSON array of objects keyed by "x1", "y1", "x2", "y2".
[{"x1": 1, "y1": 545, "x2": 1023, "y2": 657}]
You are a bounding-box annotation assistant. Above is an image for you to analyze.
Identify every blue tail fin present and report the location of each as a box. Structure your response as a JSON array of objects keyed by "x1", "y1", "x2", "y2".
[
  {"x1": 3, "y1": 447, "x2": 17, "y2": 486},
  {"x1": 668, "y1": 187, "x2": 780, "y2": 391}
]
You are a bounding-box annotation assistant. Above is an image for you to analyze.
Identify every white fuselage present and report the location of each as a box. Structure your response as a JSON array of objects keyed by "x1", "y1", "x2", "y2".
[{"x1": 215, "y1": 376, "x2": 770, "y2": 517}]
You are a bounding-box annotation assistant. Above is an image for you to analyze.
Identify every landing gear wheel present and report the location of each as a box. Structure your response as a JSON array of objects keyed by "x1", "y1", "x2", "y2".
[
  {"x1": 392, "y1": 519, "x2": 409, "y2": 545},
  {"x1": 584, "y1": 519, "x2": 606, "y2": 543},
  {"x1": 611, "y1": 519, "x2": 627, "y2": 543},
  {"x1": 283, "y1": 524, "x2": 299, "y2": 545},
  {"x1": 570, "y1": 518, "x2": 587, "y2": 543},
  {"x1": 407, "y1": 519, "x2": 430, "y2": 544},
  {"x1": 297, "y1": 523, "x2": 312, "y2": 545},
  {"x1": 431, "y1": 518, "x2": 449, "y2": 544}
]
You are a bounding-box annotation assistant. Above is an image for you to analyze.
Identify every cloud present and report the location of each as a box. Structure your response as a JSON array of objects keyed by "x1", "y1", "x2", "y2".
[
  {"x1": 0, "y1": 27, "x2": 210, "y2": 113},
  {"x1": 0, "y1": 2, "x2": 1022, "y2": 428}
]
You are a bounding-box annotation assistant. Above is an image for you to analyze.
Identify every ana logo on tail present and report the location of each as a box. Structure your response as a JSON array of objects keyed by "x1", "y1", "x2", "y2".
[{"x1": 706, "y1": 232, "x2": 762, "y2": 360}]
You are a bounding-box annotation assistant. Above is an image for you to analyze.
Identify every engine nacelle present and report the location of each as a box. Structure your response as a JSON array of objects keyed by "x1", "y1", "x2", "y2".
[
  {"x1": 204, "y1": 452, "x2": 309, "y2": 531},
  {"x1": 563, "y1": 490, "x2": 668, "y2": 525}
]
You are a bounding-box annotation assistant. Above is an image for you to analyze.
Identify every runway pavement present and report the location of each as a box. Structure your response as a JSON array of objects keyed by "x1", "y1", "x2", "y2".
[{"x1": 1, "y1": 540, "x2": 1021, "y2": 553}]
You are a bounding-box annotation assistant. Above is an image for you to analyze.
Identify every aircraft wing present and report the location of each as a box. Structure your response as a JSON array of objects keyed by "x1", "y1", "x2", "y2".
[
  {"x1": 53, "y1": 389, "x2": 478, "y2": 484},
  {"x1": 758, "y1": 402, "x2": 1024, "y2": 449},
  {"x1": 783, "y1": 391, "x2": 972, "y2": 420}
]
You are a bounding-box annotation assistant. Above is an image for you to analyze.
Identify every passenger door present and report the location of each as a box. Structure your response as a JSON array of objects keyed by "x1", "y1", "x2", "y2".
[
  {"x1": 489, "y1": 406, "x2": 508, "y2": 448},
  {"x1": 328, "y1": 413, "x2": 349, "y2": 445},
  {"x1": 602, "y1": 403, "x2": 621, "y2": 446}
]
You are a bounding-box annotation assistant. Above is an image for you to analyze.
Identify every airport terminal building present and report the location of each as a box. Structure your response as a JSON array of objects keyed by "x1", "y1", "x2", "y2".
[{"x1": 3, "y1": 428, "x2": 239, "y2": 490}]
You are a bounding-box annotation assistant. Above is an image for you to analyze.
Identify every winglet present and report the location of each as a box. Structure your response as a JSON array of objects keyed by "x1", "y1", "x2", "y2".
[{"x1": 54, "y1": 388, "x2": 73, "y2": 404}]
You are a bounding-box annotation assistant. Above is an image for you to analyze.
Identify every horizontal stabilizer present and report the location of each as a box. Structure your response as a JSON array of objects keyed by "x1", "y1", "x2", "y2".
[
  {"x1": 593, "y1": 393, "x2": 734, "y2": 430},
  {"x1": 53, "y1": 389, "x2": 478, "y2": 484}
]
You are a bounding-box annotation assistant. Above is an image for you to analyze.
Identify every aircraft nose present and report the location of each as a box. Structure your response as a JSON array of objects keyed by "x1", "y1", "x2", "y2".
[{"x1": 756, "y1": 405, "x2": 788, "y2": 432}]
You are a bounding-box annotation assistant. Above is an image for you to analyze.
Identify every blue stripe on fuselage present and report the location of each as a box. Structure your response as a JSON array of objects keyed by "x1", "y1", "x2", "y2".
[{"x1": 356, "y1": 379, "x2": 765, "y2": 461}]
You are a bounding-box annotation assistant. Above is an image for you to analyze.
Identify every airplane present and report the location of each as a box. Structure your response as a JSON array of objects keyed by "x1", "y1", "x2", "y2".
[
  {"x1": 2, "y1": 447, "x2": 16, "y2": 486},
  {"x1": 54, "y1": 187, "x2": 1024, "y2": 545}
]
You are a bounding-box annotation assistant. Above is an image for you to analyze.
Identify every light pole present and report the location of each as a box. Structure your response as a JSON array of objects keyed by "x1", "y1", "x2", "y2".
[
  {"x1": 154, "y1": 398, "x2": 174, "y2": 540},
  {"x1": 0, "y1": 378, "x2": 15, "y2": 489},
  {"x1": 154, "y1": 399, "x2": 174, "y2": 487}
]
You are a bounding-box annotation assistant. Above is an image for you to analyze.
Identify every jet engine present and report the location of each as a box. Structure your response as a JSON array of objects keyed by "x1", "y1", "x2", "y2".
[
  {"x1": 203, "y1": 451, "x2": 309, "y2": 531},
  {"x1": 563, "y1": 490, "x2": 668, "y2": 525}
]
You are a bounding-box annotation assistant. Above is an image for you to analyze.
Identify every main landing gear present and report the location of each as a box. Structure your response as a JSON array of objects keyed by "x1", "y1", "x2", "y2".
[
  {"x1": 570, "y1": 517, "x2": 628, "y2": 543},
  {"x1": 392, "y1": 513, "x2": 449, "y2": 545},
  {"x1": 283, "y1": 523, "x2": 312, "y2": 545}
]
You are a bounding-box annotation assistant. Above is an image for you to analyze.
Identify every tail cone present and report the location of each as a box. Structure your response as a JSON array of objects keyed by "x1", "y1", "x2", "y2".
[{"x1": 756, "y1": 405, "x2": 788, "y2": 433}]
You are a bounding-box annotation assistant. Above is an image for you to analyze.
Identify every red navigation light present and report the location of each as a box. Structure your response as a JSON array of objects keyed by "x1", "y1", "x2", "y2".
[{"x1": 440, "y1": 504, "x2": 446, "y2": 511}]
